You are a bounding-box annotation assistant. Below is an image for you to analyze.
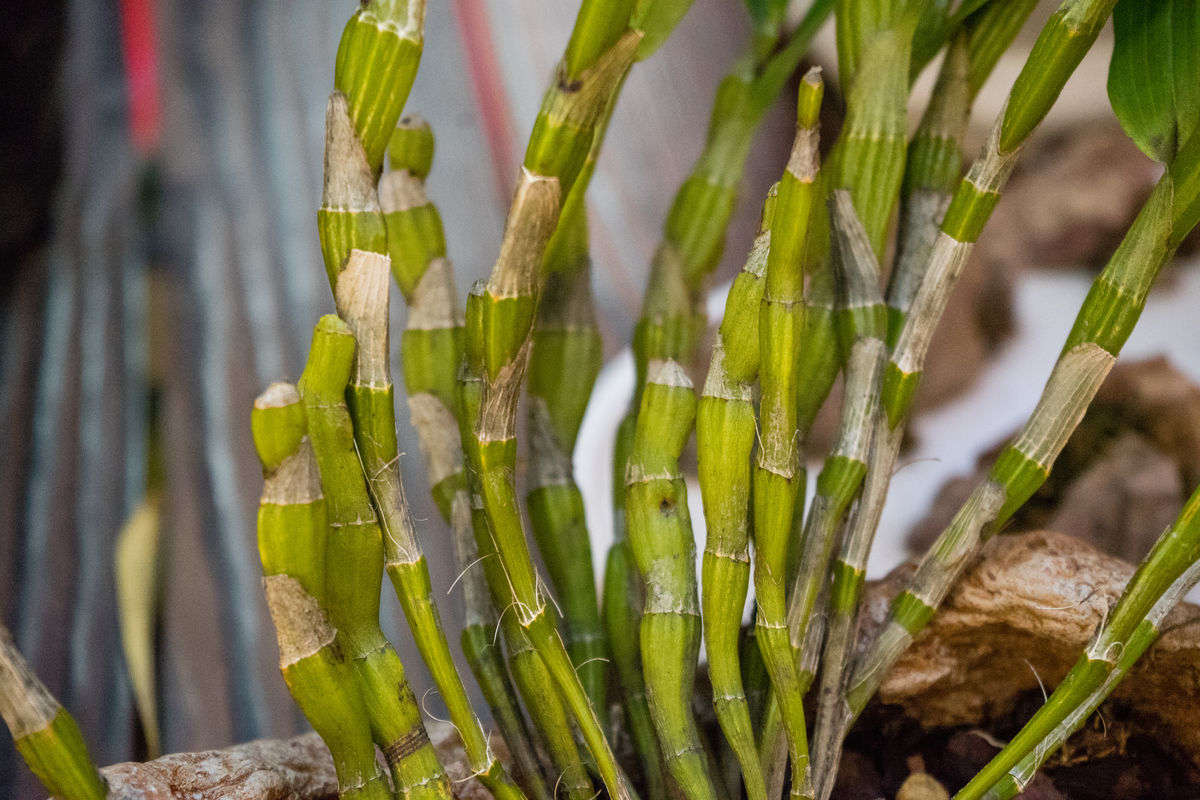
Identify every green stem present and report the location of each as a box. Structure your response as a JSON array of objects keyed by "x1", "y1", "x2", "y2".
[
  {"x1": 0, "y1": 628, "x2": 108, "y2": 800},
  {"x1": 334, "y1": 0, "x2": 426, "y2": 174},
  {"x1": 960, "y1": 487, "x2": 1200, "y2": 800},
  {"x1": 698, "y1": 211, "x2": 771, "y2": 800},
  {"x1": 387, "y1": 119, "x2": 548, "y2": 799},
  {"x1": 299, "y1": 315, "x2": 451, "y2": 800},
  {"x1": 849, "y1": 126, "x2": 1200, "y2": 752},
  {"x1": 752, "y1": 70, "x2": 823, "y2": 800},
  {"x1": 252, "y1": 384, "x2": 393, "y2": 800},
  {"x1": 626, "y1": 361, "x2": 716, "y2": 800}
]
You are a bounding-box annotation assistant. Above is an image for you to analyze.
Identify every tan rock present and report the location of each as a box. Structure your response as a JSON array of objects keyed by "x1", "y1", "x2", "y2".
[
  {"x1": 897, "y1": 772, "x2": 949, "y2": 800},
  {"x1": 861, "y1": 531, "x2": 1200, "y2": 776}
]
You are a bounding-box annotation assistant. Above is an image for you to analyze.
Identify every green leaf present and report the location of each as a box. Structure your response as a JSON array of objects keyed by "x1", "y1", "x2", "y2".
[
  {"x1": 1108, "y1": 0, "x2": 1200, "y2": 163},
  {"x1": 744, "y1": 0, "x2": 788, "y2": 29}
]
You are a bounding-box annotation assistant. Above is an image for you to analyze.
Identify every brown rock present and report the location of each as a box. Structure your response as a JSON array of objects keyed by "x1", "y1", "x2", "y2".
[
  {"x1": 101, "y1": 733, "x2": 337, "y2": 800},
  {"x1": 99, "y1": 721, "x2": 501, "y2": 799},
  {"x1": 1047, "y1": 432, "x2": 1183, "y2": 563},
  {"x1": 860, "y1": 531, "x2": 1200, "y2": 776}
]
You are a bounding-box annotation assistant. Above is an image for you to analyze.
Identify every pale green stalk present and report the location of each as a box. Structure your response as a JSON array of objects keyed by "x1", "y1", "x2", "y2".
[
  {"x1": 320, "y1": 91, "x2": 520, "y2": 796},
  {"x1": 465, "y1": 9, "x2": 658, "y2": 794},
  {"x1": 458, "y1": 356, "x2": 595, "y2": 800},
  {"x1": 385, "y1": 119, "x2": 548, "y2": 799},
  {"x1": 625, "y1": 361, "x2": 716, "y2": 800},
  {"x1": 0, "y1": 627, "x2": 107, "y2": 800},
  {"x1": 807, "y1": 4, "x2": 1120, "y2": 790},
  {"x1": 752, "y1": 69, "x2": 823, "y2": 800},
  {"x1": 298, "y1": 315, "x2": 451, "y2": 800},
  {"x1": 334, "y1": 0, "x2": 426, "y2": 174},
  {"x1": 889, "y1": 0, "x2": 1039, "y2": 341},
  {"x1": 251, "y1": 383, "x2": 392, "y2": 800},
  {"x1": 528, "y1": 195, "x2": 607, "y2": 720},
  {"x1": 787, "y1": 191, "x2": 885, "y2": 691},
  {"x1": 466, "y1": 167, "x2": 635, "y2": 798},
  {"x1": 464, "y1": 382, "x2": 597, "y2": 800},
  {"x1": 805, "y1": 195, "x2": 892, "y2": 797},
  {"x1": 847, "y1": 126, "x2": 1200, "y2": 761},
  {"x1": 697, "y1": 211, "x2": 771, "y2": 800},
  {"x1": 603, "y1": 7, "x2": 831, "y2": 787}
]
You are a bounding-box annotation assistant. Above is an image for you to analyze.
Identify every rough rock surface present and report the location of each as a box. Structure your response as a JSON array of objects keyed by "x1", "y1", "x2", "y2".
[
  {"x1": 861, "y1": 531, "x2": 1200, "y2": 775},
  {"x1": 100, "y1": 721, "x2": 492, "y2": 800},
  {"x1": 101, "y1": 733, "x2": 336, "y2": 799}
]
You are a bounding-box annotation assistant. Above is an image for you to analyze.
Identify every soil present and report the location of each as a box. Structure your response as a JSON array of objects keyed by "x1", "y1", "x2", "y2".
[{"x1": 834, "y1": 694, "x2": 1198, "y2": 800}]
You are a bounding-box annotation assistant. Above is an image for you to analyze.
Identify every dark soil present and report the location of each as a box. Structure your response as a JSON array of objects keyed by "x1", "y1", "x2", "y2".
[{"x1": 833, "y1": 691, "x2": 1198, "y2": 799}]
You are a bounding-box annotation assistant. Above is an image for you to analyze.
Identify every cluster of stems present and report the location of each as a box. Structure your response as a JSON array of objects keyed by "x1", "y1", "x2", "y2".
[{"x1": 8, "y1": 2, "x2": 1200, "y2": 800}]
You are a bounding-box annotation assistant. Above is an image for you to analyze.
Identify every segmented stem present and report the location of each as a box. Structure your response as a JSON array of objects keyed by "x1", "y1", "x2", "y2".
[
  {"x1": 603, "y1": 8, "x2": 832, "y2": 786},
  {"x1": 529, "y1": 195, "x2": 607, "y2": 720},
  {"x1": 252, "y1": 384, "x2": 392, "y2": 800},
  {"x1": 0, "y1": 627, "x2": 107, "y2": 800},
  {"x1": 625, "y1": 361, "x2": 716, "y2": 800},
  {"x1": 752, "y1": 69, "x2": 823, "y2": 800},
  {"x1": 807, "y1": 4, "x2": 1121, "y2": 789},
  {"x1": 298, "y1": 316, "x2": 450, "y2": 800},
  {"x1": 849, "y1": 127, "x2": 1200, "y2": 745},
  {"x1": 386, "y1": 119, "x2": 547, "y2": 798},
  {"x1": 321, "y1": 84, "x2": 520, "y2": 795},
  {"x1": 334, "y1": 0, "x2": 426, "y2": 173},
  {"x1": 961, "y1": 485, "x2": 1200, "y2": 800},
  {"x1": 698, "y1": 215, "x2": 771, "y2": 800}
]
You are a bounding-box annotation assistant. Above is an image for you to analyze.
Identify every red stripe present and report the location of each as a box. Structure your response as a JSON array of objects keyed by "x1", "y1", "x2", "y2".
[
  {"x1": 119, "y1": 0, "x2": 161, "y2": 154},
  {"x1": 452, "y1": 0, "x2": 519, "y2": 204}
]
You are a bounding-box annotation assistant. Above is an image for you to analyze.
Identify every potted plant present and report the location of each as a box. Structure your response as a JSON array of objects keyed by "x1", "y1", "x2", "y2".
[{"x1": 3, "y1": 0, "x2": 1199, "y2": 798}]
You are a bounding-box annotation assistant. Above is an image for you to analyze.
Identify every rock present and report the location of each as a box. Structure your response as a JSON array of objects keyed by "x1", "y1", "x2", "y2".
[
  {"x1": 896, "y1": 772, "x2": 948, "y2": 800},
  {"x1": 99, "y1": 721, "x2": 502, "y2": 800},
  {"x1": 101, "y1": 733, "x2": 337, "y2": 800},
  {"x1": 1047, "y1": 432, "x2": 1182, "y2": 563},
  {"x1": 859, "y1": 531, "x2": 1200, "y2": 777}
]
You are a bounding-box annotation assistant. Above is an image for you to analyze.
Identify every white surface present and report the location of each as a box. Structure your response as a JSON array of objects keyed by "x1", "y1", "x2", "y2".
[{"x1": 575, "y1": 260, "x2": 1200, "y2": 611}]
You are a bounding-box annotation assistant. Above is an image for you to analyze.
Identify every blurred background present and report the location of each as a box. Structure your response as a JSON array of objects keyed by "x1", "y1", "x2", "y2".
[
  {"x1": 0, "y1": 2, "x2": 793, "y2": 794},
  {"x1": 4, "y1": 1, "x2": 1191, "y2": 797}
]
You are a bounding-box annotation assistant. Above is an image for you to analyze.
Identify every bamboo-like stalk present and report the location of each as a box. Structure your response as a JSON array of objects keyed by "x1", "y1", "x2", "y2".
[
  {"x1": 463, "y1": 9, "x2": 657, "y2": 796},
  {"x1": 334, "y1": 0, "x2": 426, "y2": 174},
  {"x1": 458, "y1": 355, "x2": 596, "y2": 800},
  {"x1": 787, "y1": 191, "x2": 886, "y2": 692},
  {"x1": 845, "y1": 125, "x2": 1200, "y2": 763},
  {"x1": 752, "y1": 69, "x2": 823, "y2": 800},
  {"x1": 625, "y1": 360, "x2": 715, "y2": 800},
  {"x1": 966, "y1": 508, "x2": 1200, "y2": 798},
  {"x1": 603, "y1": 6, "x2": 832, "y2": 788},
  {"x1": 466, "y1": 165, "x2": 636, "y2": 797},
  {"x1": 806, "y1": 4, "x2": 1119, "y2": 791},
  {"x1": 319, "y1": 87, "x2": 521, "y2": 797},
  {"x1": 384, "y1": 118, "x2": 549, "y2": 800},
  {"x1": 251, "y1": 383, "x2": 393, "y2": 800},
  {"x1": 0, "y1": 627, "x2": 107, "y2": 800},
  {"x1": 888, "y1": 0, "x2": 1038, "y2": 342},
  {"x1": 528, "y1": 194, "x2": 607, "y2": 720},
  {"x1": 298, "y1": 315, "x2": 451, "y2": 800},
  {"x1": 334, "y1": 249, "x2": 524, "y2": 800},
  {"x1": 697, "y1": 204, "x2": 772, "y2": 800}
]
